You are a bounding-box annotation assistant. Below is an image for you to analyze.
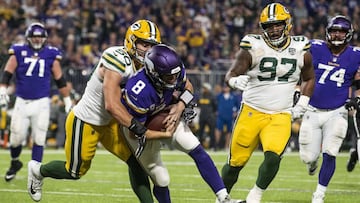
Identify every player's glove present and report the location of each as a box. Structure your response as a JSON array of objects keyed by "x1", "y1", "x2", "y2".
[
  {"x1": 345, "y1": 97, "x2": 360, "y2": 111},
  {"x1": 291, "y1": 95, "x2": 309, "y2": 120},
  {"x1": 0, "y1": 86, "x2": 9, "y2": 108},
  {"x1": 228, "y1": 75, "x2": 250, "y2": 91},
  {"x1": 182, "y1": 107, "x2": 197, "y2": 124},
  {"x1": 128, "y1": 118, "x2": 147, "y2": 158},
  {"x1": 134, "y1": 134, "x2": 146, "y2": 158}
]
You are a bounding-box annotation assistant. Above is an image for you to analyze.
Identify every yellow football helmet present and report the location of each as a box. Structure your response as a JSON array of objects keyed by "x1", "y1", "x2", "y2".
[
  {"x1": 259, "y1": 3, "x2": 292, "y2": 47},
  {"x1": 124, "y1": 20, "x2": 161, "y2": 64}
]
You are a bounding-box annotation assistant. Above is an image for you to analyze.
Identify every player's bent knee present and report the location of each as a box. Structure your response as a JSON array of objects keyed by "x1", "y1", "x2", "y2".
[
  {"x1": 150, "y1": 166, "x2": 170, "y2": 187},
  {"x1": 299, "y1": 150, "x2": 317, "y2": 163}
]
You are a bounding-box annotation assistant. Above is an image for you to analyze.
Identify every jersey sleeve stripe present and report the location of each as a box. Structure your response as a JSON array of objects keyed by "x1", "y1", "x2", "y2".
[
  {"x1": 240, "y1": 40, "x2": 251, "y2": 49},
  {"x1": 102, "y1": 53, "x2": 126, "y2": 72},
  {"x1": 124, "y1": 91, "x2": 147, "y2": 114},
  {"x1": 303, "y1": 41, "x2": 311, "y2": 51}
]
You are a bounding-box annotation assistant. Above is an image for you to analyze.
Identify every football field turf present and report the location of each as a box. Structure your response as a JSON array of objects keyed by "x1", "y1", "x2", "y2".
[{"x1": 1, "y1": 148, "x2": 359, "y2": 203}]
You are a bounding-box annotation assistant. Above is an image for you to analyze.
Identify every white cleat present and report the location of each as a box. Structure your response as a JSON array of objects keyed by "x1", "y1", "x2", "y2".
[
  {"x1": 312, "y1": 192, "x2": 324, "y2": 203},
  {"x1": 27, "y1": 160, "x2": 43, "y2": 202},
  {"x1": 215, "y1": 194, "x2": 245, "y2": 203},
  {"x1": 246, "y1": 188, "x2": 261, "y2": 203}
]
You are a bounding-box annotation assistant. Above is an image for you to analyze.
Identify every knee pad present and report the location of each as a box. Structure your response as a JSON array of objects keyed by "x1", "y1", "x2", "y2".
[{"x1": 150, "y1": 165, "x2": 170, "y2": 187}]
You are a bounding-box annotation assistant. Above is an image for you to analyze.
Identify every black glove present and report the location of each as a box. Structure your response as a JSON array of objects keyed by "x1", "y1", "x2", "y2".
[{"x1": 345, "y1": 97, "x2": 360, "y2": 111}]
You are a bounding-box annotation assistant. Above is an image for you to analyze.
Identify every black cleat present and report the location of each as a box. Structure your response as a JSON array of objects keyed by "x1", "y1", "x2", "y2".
[
  {"x1": 347, "y1": 149, "x2": 358, "y2": 172},
  {"x1": 5, "y1": 160, "x2": 23, "y2": 181}
]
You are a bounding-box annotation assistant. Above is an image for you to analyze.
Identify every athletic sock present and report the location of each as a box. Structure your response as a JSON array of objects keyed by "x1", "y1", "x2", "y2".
[
  {"x1": 153, "y1": 185, "x2": 170, "y2": 203},
  {"x1": 189, "y1": 145, "x2": 225, "y2": 193},
  {"x1": 32, "y1": 144, "x2": 43, "y2": 162},
  {"x1": 318, "y1": 153, "x2": 335, "y2": 187}
]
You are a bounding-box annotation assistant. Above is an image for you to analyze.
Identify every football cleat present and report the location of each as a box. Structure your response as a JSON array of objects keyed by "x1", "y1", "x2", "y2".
[
  {"x1": 246, "y1": 188, "x2": 262, "y2": 203},
  {"x1": 27, "y1": 160, "x2": 43, "y2": 202},
  {"x1": 308, "y1": 161, "x2": 318, "y2": 176},
  {"x1": 347, "y1": 148, "x2": 358, "y2": 172},
  {"x1": 215, "y1": 195, "x2": 245, "y2": 203},
  {"x1": 4, "y1": 160, "x2": 23, "y2": 181},
  {"x1": 312, "y1": 192, "x2": 324, "y2": 203}
]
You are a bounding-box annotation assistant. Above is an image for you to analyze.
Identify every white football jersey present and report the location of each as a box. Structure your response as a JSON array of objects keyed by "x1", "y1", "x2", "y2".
[
  {"x1": 73, "y1": 46, "x2": 135, "y2": 125},
  {"x1": 240, "y1": 34, "x2": 310, "y2": 114}
]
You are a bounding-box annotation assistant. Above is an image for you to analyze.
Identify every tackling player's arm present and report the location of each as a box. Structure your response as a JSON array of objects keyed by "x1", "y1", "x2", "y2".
[{"x1": 103, "y1": 67, "x2": 173, "y2": 139}]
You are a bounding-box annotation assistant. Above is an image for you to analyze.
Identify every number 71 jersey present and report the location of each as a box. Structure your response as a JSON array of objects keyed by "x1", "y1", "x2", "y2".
[
  {"x1": 309, "y1": 39, "x2": 360, "y2": 109},
  {"x1": 9, "y1": 43, "x2": 62, "y2": 99},
  {"x1": 240, "y1": 34, "x2": 310, "y2": 113}
]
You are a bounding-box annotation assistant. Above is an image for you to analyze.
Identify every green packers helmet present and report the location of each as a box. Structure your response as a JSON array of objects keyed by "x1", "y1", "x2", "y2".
[
  {"x1": 124, "y1": 20, "x2": 161, "y2": 64},
  {"x1": 259, "y1": 3, "x2": 292, "y2": 47}
]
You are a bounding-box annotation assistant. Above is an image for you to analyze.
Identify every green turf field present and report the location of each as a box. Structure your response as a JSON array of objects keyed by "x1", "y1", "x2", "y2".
[{"x1": 0, "y1": 148, "x2": 359, "y2": 203}]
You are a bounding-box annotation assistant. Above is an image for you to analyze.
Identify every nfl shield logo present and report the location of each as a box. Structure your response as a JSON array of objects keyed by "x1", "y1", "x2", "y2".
[{"x1": 288, "y1": 48, "x2": 296, "y2": 55}]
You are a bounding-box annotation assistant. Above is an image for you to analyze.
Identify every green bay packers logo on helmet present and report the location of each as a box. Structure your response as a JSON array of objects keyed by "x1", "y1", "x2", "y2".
[
  {"x1": 259, "y1": 3, "x2": 292, "y2": 47},
  {"x1": 124, "y1": 20, "x2": 161, "y2": 64}
]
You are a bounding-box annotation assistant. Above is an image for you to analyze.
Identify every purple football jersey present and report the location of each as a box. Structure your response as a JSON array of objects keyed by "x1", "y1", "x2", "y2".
[
  {"x1": 9, "y1": 44, "x2": 62, "y2": 99},
  {"x1": 309, "y1": 39, "x2": 360, "y2": 109},
  {"x1": 122, "y1": 68, "x2": 186, "y2": 123}
]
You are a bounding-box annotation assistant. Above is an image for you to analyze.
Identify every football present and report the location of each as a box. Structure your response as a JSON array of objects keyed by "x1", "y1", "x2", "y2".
[{"x1": 145, "y1": 109, "x2": 170, "y2": 131}]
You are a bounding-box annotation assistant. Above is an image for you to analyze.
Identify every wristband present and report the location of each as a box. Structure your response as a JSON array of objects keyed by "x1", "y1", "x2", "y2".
[
  {"x1": 179, "y1": 89, "x2": 194, "y2": 106},
  {"x1": 0, "y1": 71, "x2": 13, "y2": 85},
  {"x1": 128, "y1": 118, "x2": 147, "y2": 137}
]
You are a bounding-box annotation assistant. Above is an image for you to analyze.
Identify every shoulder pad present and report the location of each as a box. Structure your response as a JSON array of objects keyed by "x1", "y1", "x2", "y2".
[
  {"x1": 101, "y1": 46, "x2": 134, "y2": 75},
  {"x1": 240, "y1": 34, "x2": 262, "y2": 50}
]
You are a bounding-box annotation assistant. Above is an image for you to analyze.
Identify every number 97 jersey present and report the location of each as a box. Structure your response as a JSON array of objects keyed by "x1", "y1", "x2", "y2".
[{"x1": 240, "y1": 34, "x2": 310, "y2": 113}]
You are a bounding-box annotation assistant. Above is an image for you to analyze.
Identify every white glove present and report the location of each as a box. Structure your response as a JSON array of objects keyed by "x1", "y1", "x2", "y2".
[
  {"x1": 0, "y1": 86, "x2": 9, "y2": 108},
  {"x1": 228, "y1": 75, "x2": 250, "y2": 91},
  {"x1": 63, "y1": 96, "x2": 72, "y2": 113},
  {"x1": 291, "y1": 95, "x2": 310, "y2": 120}
]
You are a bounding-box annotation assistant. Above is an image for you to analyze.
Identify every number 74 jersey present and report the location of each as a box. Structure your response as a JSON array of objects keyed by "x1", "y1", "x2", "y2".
[
  {"x1": 309, "y1": 39, "x2": 360, "y2": 109},
  {"x1": 240, "y1": 34, "x2": 310, "y2": 114}
]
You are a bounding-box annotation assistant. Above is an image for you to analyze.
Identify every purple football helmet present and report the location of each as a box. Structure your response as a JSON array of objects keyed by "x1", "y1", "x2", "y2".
[
  {"x1": 25, "y1": 22, "x2": 48, "y2": 50},
  {"x1": 326, "y1": 15, "x2": 353, "y2": 46},
  {"x1": 144, "y1": 44, "x2": 183, "y2": 89}
]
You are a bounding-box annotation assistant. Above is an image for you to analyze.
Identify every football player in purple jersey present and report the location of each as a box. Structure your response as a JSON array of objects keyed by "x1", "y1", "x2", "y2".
[
  {"x1": 298, "y1": 15, "x2": 360, "y2": 203},
  {"x1": 0, "y1": 22, "x2": 72, "y2": 182},
  {"x1": 121, "y1": 44, "x2": 241, "y2": 203}
]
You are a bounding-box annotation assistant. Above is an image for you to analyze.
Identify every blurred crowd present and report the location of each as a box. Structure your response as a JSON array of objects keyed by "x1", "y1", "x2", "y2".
[
  {"x1": 1, "y1": 0, "x2": 360, "y2": 86},
  {"x1": 1, "y1": 0, "x2": 360, "y2": 149}
]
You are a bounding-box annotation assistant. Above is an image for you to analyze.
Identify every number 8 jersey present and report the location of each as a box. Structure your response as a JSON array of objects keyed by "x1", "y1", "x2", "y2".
[{"x1": 240, "y1": 34, "x2": 310, "y2": 113}]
